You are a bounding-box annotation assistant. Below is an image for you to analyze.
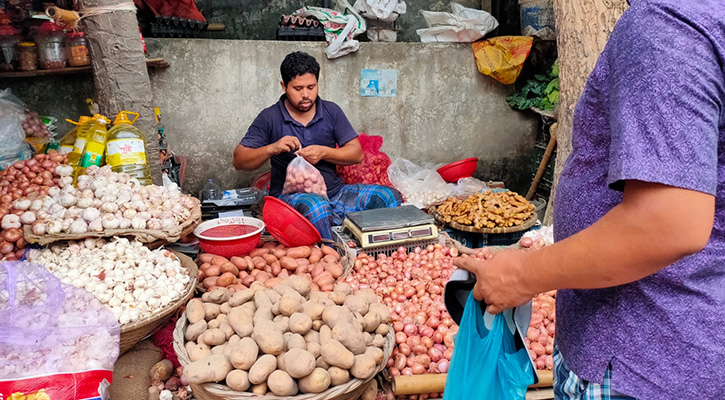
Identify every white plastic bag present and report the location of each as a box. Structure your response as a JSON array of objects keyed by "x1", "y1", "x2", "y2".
[
  {"x1": 0, "y1": 89, "x2": 27, "y2": 156},
  {"x1": 416, "y1": 2, "x2": 499, "y2": 43},
  {"x1": 453, "y1": 177, "x2": 489, "y2": 196},
  {"x1": 387, "y1": 158, "x2": 454, "y2": 208},
  {"x1": 293, "y1": 0, "x2": 366, "y2": 59},
  {"x1": 283, "y1": 154, "x2": 328, "y2": 197},
  {"x1": 353, "y1": 0, "x2": 406, "y2": 22}
]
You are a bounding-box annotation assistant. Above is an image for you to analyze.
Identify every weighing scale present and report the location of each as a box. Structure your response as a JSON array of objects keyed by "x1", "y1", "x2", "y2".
[{"x1": 341, "y1": 206, "x2": 439, "y2": 249}]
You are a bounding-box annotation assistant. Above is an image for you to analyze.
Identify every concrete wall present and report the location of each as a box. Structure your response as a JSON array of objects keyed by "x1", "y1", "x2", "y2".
[{"x1": 146, "y1": 39, "x2": 537, "y2": 195}]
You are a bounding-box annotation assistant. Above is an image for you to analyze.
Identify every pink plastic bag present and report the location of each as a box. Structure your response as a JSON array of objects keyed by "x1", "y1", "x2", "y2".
[
  {"x1": 338, "y1": 134, "x2": 392, "y2": 186},
  {"x1": 283, "y1": 154, "x2": 328, "y2": 197}
]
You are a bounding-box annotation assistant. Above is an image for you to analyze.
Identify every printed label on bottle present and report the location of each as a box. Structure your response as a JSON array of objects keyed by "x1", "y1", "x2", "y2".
[
  {"x1": 71, "y1": 46, "x2": 88, "y2": 57},
  {"x1": 80, "y1": 141, "x2": 106, "y2": 168},
  {"x1": 59, "y1": 144, "x2": 74, "y2": 154},
  {"x1": 73, "y1": 138, "x2": 86, "y2": 153},
  {"x1": 106, "y1": 139, "x2": 147, "y2": 167}
]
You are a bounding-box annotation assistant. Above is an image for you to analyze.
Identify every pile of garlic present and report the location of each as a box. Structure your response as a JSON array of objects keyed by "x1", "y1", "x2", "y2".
[
  {"x1": 27, "y1": 237, "x2": 191, "y2": 325},
  {"x1": 0, "y1": 261, "x2": 120, "y2": 379},
  {"x1": 22, "y1": 165, "x2": 198, "y2": 236}
]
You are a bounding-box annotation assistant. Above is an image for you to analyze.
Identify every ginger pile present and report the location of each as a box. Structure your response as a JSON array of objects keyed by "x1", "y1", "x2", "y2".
[{"x1": 436, "y1": 191, "x2": 535, "y2": 229}]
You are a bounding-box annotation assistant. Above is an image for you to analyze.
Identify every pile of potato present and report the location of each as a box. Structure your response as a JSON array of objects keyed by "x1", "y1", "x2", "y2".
[
  {"x1": 181, "y1": 276, "x2": 391, "y2": 397},
  {"x1": 198, "y1": 242, "x2": 345, "y2": 292}
]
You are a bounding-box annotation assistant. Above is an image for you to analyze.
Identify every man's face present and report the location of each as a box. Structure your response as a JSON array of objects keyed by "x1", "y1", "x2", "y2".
[{"x1": 282, "y1": 73, "x2": 318, "y2": 113}]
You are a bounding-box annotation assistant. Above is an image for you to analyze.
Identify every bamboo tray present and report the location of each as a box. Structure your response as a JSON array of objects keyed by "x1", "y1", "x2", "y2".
[{"x1": 429, "y1": 206, "x2": 536, "y2": 234}]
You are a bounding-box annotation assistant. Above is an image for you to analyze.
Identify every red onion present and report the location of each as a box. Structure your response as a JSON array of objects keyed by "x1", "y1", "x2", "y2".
[{"x1": 438, "y1": 359, "x2": 449, "y2": 373}]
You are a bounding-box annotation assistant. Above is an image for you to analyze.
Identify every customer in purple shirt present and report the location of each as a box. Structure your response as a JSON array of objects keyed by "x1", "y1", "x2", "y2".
[
  {"x1": 233, "y1": 52, "x2": 400, "y2": 239},
  {"x1": 455, "y1": 0, "x2": 725, "y2": 398}
]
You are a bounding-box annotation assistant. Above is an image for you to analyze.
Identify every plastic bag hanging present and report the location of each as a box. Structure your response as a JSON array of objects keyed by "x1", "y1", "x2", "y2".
[
  {"x1": 283, "y1": 154, "x2": 328, "y2": 197},
  {"x1": 443, "y1": 292, "x2": 534, "y2": 400}
]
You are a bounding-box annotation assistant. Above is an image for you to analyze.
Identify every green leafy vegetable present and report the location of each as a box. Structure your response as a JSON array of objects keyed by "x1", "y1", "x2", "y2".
[{"x1": 506, "y1": 61, "x2": 560, "y2": 111}]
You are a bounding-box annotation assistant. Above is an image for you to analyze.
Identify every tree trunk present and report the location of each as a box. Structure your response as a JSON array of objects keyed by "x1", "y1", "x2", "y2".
[
  {"x1": 77, "y1": 0, "x2": 162, "y2": 185},
  {"x1": 544, "y1": 0, "x2": 628, "y2": 224}
]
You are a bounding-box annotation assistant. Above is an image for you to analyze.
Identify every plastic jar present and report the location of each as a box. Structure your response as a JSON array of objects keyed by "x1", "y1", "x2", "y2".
[
  {"x1": 35, "y1": 21, "x2": 66, "y2": 70},
  {"x1": 0, "y1": 25, "x2": 21, "y2": 71},
  {"x1": 17, "y1": 42, "x2": 37, "y2": 71},
  {"x1": 66, "y1": 31, "x2": 90, "y2": 67}
]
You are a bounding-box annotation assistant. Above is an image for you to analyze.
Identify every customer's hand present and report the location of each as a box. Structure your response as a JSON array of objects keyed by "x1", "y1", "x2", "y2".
[
  {"x1": 454, "y1": 249, "x2": 535, "y2": 314},
  {"x1": 297, "y1": 145, "x2": 329, "y2": 165},
  {"x1": 270, "y1": 136, "x2": 301, "y2": 155}
]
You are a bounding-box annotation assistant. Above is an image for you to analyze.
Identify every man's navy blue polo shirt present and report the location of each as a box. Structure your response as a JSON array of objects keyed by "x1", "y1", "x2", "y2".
[{"x1": 240, "y1": 95, "x2": 358, "y2": 198}]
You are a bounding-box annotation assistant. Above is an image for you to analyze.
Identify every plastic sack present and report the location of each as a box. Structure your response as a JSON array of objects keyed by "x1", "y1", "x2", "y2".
[
  {"x1": 473, "y1": 36, "x2": 534, "y2": 85},
  {"x1": 0, "y1": 90, "x2": 26, "y2": 157},
  {"x1": 293, "y1": 0, "x2": 366, "y2": 59},
  {"x1": 453, "y1": 177, "x2": 489, "y2": 196},
  {"x1": 416, "y1": 2, "x2": 498, "y2": 43},
  {"x1": 387, "y1": 158, "x2": 454, "y2": 208},
  {"x1": 443, "y1": 292, "x2": 534, "y2": 400},
  {"x1": 352, "y1": 0, "x2": 406, "y2": 22},
  {"x1": 338, "y1": 134, "x2": 393, "y2": 186},
  {"x1": 0, "y1": 260, "x2": 120, "y2": 400},
  {"x1": 283, "y1": 154, "x2": 328, "y2": 197}
]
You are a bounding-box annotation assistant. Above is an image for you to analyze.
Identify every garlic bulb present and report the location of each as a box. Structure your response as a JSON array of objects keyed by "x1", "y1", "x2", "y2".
[
  {"x1": 69, "y1": 219, "x2": 88, "y2": 234},
  {"x1": 83, "y1": 207, "x2": 101, "y2": 222},
  {"x1": 88, "y1": 218, "x2": 103, "y2": 232},
  {"x1": 101, "y1": 215, "x2": 120, "y2": 230}
]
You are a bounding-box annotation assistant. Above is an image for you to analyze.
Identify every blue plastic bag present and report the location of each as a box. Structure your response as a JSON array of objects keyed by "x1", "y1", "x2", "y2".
[{"x1": 443, "y1": 292, "x2": 534, "y2": 400}]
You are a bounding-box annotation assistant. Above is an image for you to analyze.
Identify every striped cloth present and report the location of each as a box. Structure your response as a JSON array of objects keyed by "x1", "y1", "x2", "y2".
[
  {"x1": 554, "y1": 346, "x2": 638, "y2": 400},
  {"x1": 279, "y1": 184, "x2": 402, "y2": 240}
]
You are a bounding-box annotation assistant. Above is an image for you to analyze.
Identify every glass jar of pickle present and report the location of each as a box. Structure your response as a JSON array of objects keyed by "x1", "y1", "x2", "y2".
[
  {"x1": 66, "y1": 32, "x2": 90, "y2": 67},
  {"x1": 35, "y1": 21, "x2": 66, "y2": 70},
  {"x1": 0, "y1": 25, "x2": 21, "y2": 71},
  {"x1": 17, "y1": 42, "x2": 37, "y2": 71}
]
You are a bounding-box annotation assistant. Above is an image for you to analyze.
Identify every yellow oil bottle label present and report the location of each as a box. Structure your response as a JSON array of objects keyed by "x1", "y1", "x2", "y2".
[
  {"x1": 59, "y1": 144, "x2": 74, "y2": 154},
  {"x1": 106, "y1": 138, "x2": 147, "y2": 166},
  {"x1": 72, "y1": 138, "x2": 86, "y2": 154},
  {"x1": 80, "y1": 141, "x2": 105, "y2": 167}
]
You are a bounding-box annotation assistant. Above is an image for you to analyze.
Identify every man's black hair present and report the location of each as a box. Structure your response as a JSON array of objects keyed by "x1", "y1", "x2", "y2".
[{"x1": 280, "y1": 52, "x2": 320, "y2": 86}]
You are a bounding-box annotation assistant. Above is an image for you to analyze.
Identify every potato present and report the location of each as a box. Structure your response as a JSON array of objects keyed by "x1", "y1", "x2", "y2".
[
  {"x1": 320, "y1": 244, "x2": 339, "y2": 259},
  {"x1": 289, "y1": 312, "x2": 313, "y2": 335},
  {"x1": 254, "y1": 306, "x2": 274, "y2": 323},
  {"x1": 284, "y1": 348, "x2": 316, "y2": 378},
  {"x1": 219, "y1": 320, "x2": 235, "y2": 340},
  {"x1": 251, "y1": 382, "x2": 268, "y2": 395},
  {"x1": 372, "y1": 334, "x2": 386, "y2": 348},
  {"x1": 229, "y1": 289, "x2": 255, "y2": 307},
  {"x1": 220, "y1": 302, "x2": 232, "y2": 314},
  {"x1": 308, "y1": 247, "x2": 323, "y2": 264},
  {"x1": 288, "y1": 275, "x2": 311, "y2": 296},
  {"x1": 286, "y1": 333, "x2": 307, "y2": 350},
  {"x1": 312, "y1": 320, "x2": 324, "y2": 331},
  {"x1": 186, "y1": 341, "x2": 211, "y2": 362},
  {"x1": 228, "y1": 307, "x2": 253, "y2": 338},
  {"x1": 226, "y1": 370, "x2": 250, "y2": 391},
  {"x1": 375, "y1": 324, "x2": 389, "y2": 336},
  {"x1": 321, "y1": 339, "x2": 355, "y2": 369},
  {"x1": 364, "y1": 332, "x2": 373, "y2": 346},
  {"x1": 254, "y1": 290, "x2": 273, "y2": 309},
  {"x1": 344, "y1": 296, "x2": 369, "y2": 316},
  {"x1": 248, "y1": 354, "x2": 277, "y2": 384},
  {"x1": 316, "y1": 357, "x2": 330, "y2": 369},
  {"x1": 319, "y1": 325, "x2": 332, "y2": 345},
  {"x1": 200, "y1": 328, "x2": 226, "y2": 346},
  {"x1": 304, "y1": 330, "x2": 320, "y2": 344},
  {"x1": 274, "y1": 315, "x2": 290, "y2": 332},
  {"x1": 203, "y1": 288, "x2": 232, "y2": 304},
  {"x1": 279, "y1": 291, "x2": 304, "y2": 317},
  {"x1": 279, "y1": 256, "x2": 299, "y2": 271},
  {"x1": 357, "y1": 289, "x2": 378, "y2": 305},
  {"x1": 240, "y1": 301, "x2": 257, "y2": 316},
  {"x1": 307, "y1": 341, "x2": 322, "y2": 358},
  {"x1": 268, "y1": 370, "x2": 298, "y2": 396},
  {"x1": 364, "y1": 347, "x2": 384, "y2": 365},
  {"x1": 252, "y1": 320, "x2": 285, "y2": 355},
  {"x1": 322, "y1": 306, "x2": 352, "y2": 328},
  {"x1": 288, "y1": 246, "x2": 312, "y2": 259},
  {"x1": 332, "y1": 323, "x2": 366, "y2": 355},
  {"x1": 183, "y1": 354, "x2": 232, "y2": 384},
  {"x1": 230, "y1": 337, "x2": 258, "y2": 370},
  {"x1": 368, "y1": 303, "x2": 391, "y2": 323},
  {"x1": 185, "y1": 319, "x2": 207, "y2": 341},
  {"x1": 208, "y1": 319, "x2": 221, "y2": 329},
  {"x1": 327, "y1": 366, "x2": 350, "y2": 386},
  {"x1": 203, "y1": 303, "x2": 221, "y2": 321},
  {"x1": 149, "y1": 359, "x2": 173, "y2": 381},
  {"x1": 302, "y1": 301, "x2": 325, "y2": 322},
  {"x1": 277, "y1": 351, "x2": 287, "y2": 370},
  {"x1": 363, "y1": 312, "x2": 381, "y2": 333},
  {"x1": 186, "y1": 299, "x2": 205, "y2": 324},
  {"x1": 228, "y1": 334, "x2": 241, "y2": 347},
  {"x1": 211, "y1": 344, "x2": 226, "y2": 355},
  {"x1": 271, "y1": 302, "x2": 281, "y2": 316},
  {"x1": 361, "y1": 379, "x2": 378, "y2": 400},
  {"x1": 350, "y1": 354, "x2": 376, "y2": 380},
  {"x1": 298, "y1": 367, "x2": 331, "y2": 394}
]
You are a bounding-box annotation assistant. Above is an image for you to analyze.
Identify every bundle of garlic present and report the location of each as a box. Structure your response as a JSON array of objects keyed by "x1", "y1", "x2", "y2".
[
  {"x1": 21, "y1": 165, "x2": 198, "y2": 237},
  {"x1": 27, "y1": 237, "x2": 192, "y2": 325}
]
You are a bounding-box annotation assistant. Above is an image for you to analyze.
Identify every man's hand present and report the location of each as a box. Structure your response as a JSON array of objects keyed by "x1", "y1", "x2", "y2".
[
  {"x1": 269, "y1": 136, "x2": 301, "y2": 156},
  {"x1": 453, "y1": 250, "x2": 535, "y2": 314},
  {"x1": 297, "y1": 145, "x2": 329, "y2": 165}
]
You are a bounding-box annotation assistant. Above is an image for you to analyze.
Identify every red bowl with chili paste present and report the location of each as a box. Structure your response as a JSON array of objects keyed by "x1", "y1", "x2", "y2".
[{"x1": 193, "y1": 217, "x2": 265, "y2": 258}]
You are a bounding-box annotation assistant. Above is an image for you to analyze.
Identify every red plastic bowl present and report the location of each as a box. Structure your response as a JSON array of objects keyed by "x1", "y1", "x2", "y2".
[
  {"x1": 437, "y1": 157, "x2": 479, "y2": 183},
  {"x1": 263, "y1": 196, "x2": 321, "y2": 247},
  {"x1": 194, "y1": 217, "x2": 265, "y2": 258}
]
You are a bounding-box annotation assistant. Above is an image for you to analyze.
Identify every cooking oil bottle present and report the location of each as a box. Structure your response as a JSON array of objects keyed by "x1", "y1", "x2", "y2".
[
  {"x1": 106, "y1": 111, "x2": 152, "y2": 185},
  {"x1": 76, "y1": 115, "x2": 110, "y2": 178},
  {"x1": 59, "y1": 116, "x2": 91, "y2": 155},
  {"x1": 67, "y1": 114, "x2": 105, "y2": 169}
]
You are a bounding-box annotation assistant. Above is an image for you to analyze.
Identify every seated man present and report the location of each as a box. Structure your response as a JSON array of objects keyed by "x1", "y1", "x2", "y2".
[{"x1": 233, "y1": 51, "x2": 401, "y2": 239}]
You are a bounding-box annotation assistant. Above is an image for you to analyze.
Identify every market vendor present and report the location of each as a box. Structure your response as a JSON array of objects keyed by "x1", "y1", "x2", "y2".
[
  {"x1": 454, "y1": 1, "x2": 725, "y2": 399},
  {"x1": 233, "y1": 51, "x2": 401, "y2": 239}
]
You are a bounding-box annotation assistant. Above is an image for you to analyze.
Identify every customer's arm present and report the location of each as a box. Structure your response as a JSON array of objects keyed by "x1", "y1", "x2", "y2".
[{"x1": 456, "y1": 180, "x2": 715, "y2": 313}]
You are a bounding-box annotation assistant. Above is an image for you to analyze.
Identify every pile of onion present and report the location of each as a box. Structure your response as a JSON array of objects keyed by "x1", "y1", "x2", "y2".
[
  {"x1": 526, "y1": 291, "x2": 556, "y2": 370},
  {"x1": 0, "y1": 151, "x2": 67, "y2": 260}
]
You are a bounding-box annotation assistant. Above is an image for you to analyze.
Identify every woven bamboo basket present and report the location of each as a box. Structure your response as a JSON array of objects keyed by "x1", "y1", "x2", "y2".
[
  {"x1": 429, "y1": 206, "x2": 536, "y2": 234},
  {"x1": 119, "y1": 251, "x2": 198, "y2": 354},
  {"x1": 174, "y1": 313, "x2": 394, "y2": 400}
]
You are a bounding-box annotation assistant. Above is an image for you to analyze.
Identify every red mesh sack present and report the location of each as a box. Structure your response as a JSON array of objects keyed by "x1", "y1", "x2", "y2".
[{"x1": 338, "y1": 134, "x2": 393, "y2": 186}]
